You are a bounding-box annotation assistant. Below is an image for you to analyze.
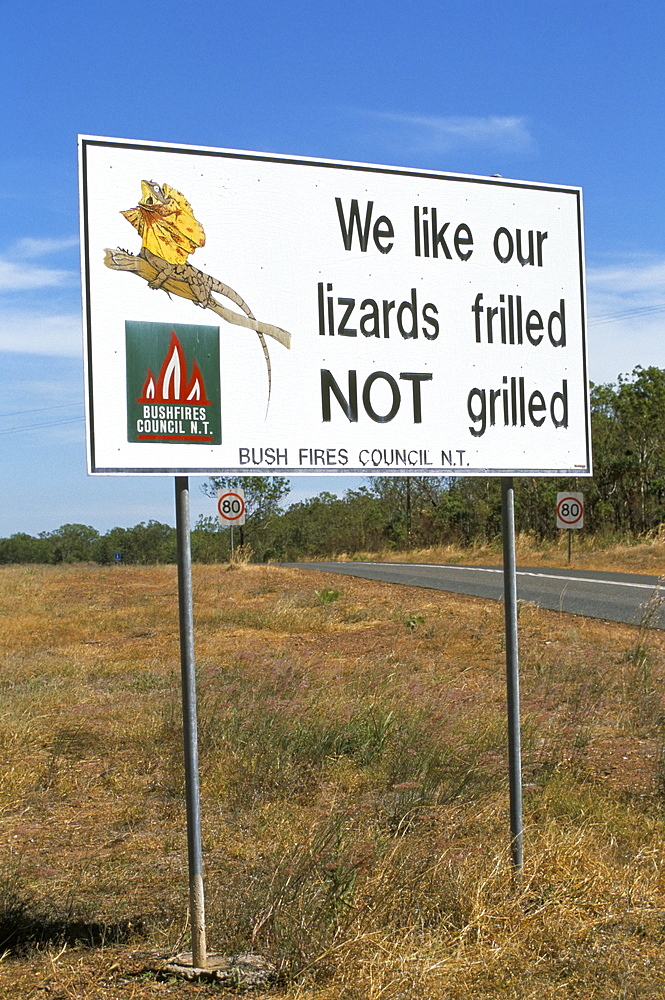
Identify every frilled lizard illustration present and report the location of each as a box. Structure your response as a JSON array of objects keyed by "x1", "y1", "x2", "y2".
[{"x1": 104, "y1": 181, "x2": 291, "y2": 411}]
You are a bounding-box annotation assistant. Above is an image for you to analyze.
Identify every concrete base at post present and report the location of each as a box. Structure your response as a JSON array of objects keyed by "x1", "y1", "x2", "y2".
[{"x1": 156, "y1": 951, "x2": 278, "y2": 987}]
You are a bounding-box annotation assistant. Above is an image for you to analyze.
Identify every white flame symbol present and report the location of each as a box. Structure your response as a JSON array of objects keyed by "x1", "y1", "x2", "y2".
[
  {"x1": 162, "y1": 344, "x2": 181, "y2": 400},
  {"x1": 187, "y1": 378, "x2": 202, "y2": 401}
]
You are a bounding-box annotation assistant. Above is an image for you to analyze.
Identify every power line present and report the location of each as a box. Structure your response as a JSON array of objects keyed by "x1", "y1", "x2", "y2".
[
  {"x1": 0, "y1": 401, "x2": 82, "y2": 419},
  {"x1": 589, "y1": 304, "x2": 665, "y2": 325},
  {"x1": 0, "y1": 416, "x2": 84, "y2": 436}
]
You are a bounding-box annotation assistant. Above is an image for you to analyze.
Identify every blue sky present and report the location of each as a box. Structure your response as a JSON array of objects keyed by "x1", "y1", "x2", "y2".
[{"x1": 2, "y1": 0, "x2": 664, "y2": 536}]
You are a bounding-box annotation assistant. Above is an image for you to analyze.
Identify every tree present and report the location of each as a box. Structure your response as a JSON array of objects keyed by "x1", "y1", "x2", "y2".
[
  {"x1": 614, "y1": 366, "x2": 665, "y2": 532},
  {"x1": 0, "y1": 532, "x2": 54, "y2": 564},
  {"x1": 93, "y1": 522, "x2": 176, "y2": 564},
  {"x1": 363, "y1": 477, "x2": 448, "y2": 548},
  {"x1": 191, "y1": 516, "x2": 230, "y2": 563},
  {"x1": 588, "y1": 367, "x2": 665, "y2": 535},
  {"x1": 40, "y1": 523, "x2": 99, "y2": 562},
  {"x1": 269, "y1": 489, "x2": 380, "y2": 559}
]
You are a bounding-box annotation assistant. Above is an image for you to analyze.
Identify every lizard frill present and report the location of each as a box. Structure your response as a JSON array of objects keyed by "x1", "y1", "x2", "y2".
[{"x1": 122, "y1": 184, "x2": 206, "y2": 265}]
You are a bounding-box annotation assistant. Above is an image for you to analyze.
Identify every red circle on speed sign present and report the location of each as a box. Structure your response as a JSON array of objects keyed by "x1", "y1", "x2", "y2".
[
  {"x1": 217, "y1": 491, "x2": 245, "y2": 522},
  {"x1": 556, "y1": 494, "x2": 584, "y2": 526}
]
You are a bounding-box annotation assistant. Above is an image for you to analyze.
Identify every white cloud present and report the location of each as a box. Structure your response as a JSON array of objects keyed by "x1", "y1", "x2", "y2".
[
  {"x1": 586, "y1": 256, "x2": 665, "y2": 383},
  {"x1": 587, "y1": 256, "x2": 665, "y2": 318},
  {"x1": 0, "y1": 258, "x2": 74, "y2": 291},
  {"x1": 10, "y1": 236, "x2": 79, "y2": 258},
  {"x1": 360, "y1": 111, "x2": 535, "y2": 155},
  {"x1": 0, "y1": 235, "x2": 79, "y2": 292},
  {"x1": 587, "y1": 259, "x2": 665, "y2": 298},
  {"x1": 0, "y1": 311, "x2": 82, "y2": 355}
]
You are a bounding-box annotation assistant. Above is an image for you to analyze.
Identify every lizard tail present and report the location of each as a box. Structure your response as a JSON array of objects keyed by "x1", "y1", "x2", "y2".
[
  {"x1": 258, "y1": 330, "x2": 272, "y2": 420},
  {"x1": 208, "y1": 280, "x2": 272, "y2": 417}
]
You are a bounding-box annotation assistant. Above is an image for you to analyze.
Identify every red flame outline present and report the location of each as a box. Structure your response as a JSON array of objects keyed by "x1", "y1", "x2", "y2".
[{"x1": 137, "y1": 331, "x2": 211, "y2": 405}]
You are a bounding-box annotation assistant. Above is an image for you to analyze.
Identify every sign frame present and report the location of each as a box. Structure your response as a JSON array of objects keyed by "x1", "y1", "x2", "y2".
[{"x1": 79, "y1": 135, "x2": 592, "y2": 478}]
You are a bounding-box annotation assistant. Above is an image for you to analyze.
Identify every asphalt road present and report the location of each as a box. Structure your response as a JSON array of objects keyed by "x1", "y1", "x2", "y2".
[{"x1": 287, "y1": 562, "x2": 665, "y2": 629}]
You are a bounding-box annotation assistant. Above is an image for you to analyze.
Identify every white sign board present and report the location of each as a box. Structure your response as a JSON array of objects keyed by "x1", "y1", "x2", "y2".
[
  {"x1": 217, "y1": 488, "x2": 246, "y2": 526},
  {"x1": 556, "y1": 492, "x2": 584, "y2": 529},
  {"x1": 79, "y1": 136, "x2": 591, "y2": 477}
]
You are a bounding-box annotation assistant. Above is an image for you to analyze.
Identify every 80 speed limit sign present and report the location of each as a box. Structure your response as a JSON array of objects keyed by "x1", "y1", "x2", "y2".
[
  {"x1": 217, "y1": 488, "x2": 246, "y2": 526},
  {"x1": 556, "y1": 492, "x2": 584, "y2": 529}
]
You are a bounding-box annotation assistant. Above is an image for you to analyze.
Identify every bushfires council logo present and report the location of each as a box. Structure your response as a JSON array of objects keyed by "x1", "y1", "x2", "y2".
[{"x1": 126, "y1": 321, "x2": 222, "y2": 445}]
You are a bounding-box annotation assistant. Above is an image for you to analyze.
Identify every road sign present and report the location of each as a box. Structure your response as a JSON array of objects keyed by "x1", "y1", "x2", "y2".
[
  {"x1": 80, "y1": 135, "x2": 591, "y2": 477},
  {"x1": 556, "y1": 492, "x2": 584, "y2": 528},
  {"x1": 217, "y1": 489, "x2": 246, "y2": 526}
]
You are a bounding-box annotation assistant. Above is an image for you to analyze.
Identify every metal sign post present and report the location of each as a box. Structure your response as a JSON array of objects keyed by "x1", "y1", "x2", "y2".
[
  {"x1": 174, "y1": 476, "x2": 207, "y2": 967},
  {"x1": 501, "y1": 478, "x2": 523, "y2": 871}
]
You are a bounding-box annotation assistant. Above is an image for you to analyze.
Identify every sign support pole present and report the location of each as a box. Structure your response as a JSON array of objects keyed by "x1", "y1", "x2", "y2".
[
  {"x1": 175, "y1": 476, "x2": 208, "y2": 967},
  {"x1": 501, "y1": 477, "x2": 524, "y2": 871}
]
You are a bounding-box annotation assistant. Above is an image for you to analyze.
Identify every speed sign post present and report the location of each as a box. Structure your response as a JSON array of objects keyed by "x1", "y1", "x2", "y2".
[
  {"x1": 217, "y1": 488, "x2": 246, "y2": 556},
  {"x1": 556, "y1": 492, "x2": 584, "y2": 564}
]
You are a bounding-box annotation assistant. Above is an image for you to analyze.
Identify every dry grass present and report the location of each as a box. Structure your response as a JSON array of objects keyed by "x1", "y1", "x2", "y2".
[
  {"x1": 1, "y1": 560, "x2": 665, "y2": 998},
  {"x1": 344, "y1": 531, "x2": 665, "y2": 576}
]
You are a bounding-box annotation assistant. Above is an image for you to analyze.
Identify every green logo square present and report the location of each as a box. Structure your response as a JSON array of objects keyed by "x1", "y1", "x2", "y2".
[{"x1": 126, "y1": 321, "x2": 221, "y2": 445}]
